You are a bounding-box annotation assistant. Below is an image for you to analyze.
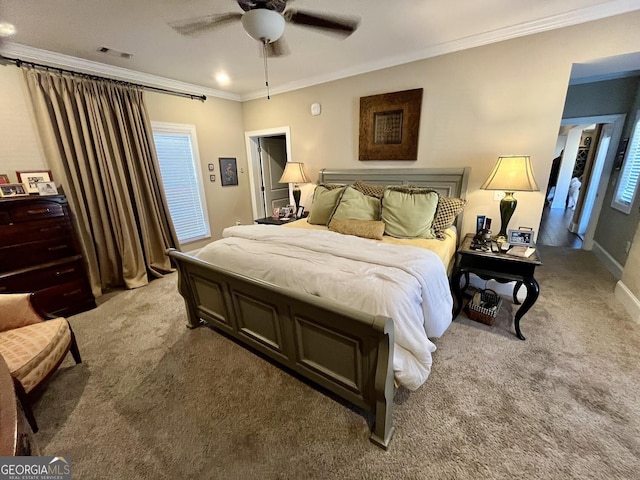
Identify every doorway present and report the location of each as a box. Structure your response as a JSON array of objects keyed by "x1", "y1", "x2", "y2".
[
  {"x1": 538, "y1": 114, "x2": 625, "y2": 249},
  {"x1": 244, "y1": 127, "x2": 293, "y2": 220}
]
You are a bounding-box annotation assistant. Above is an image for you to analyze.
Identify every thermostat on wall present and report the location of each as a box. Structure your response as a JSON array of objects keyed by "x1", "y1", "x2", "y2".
[{"x1": 311, "y1": 103, "x2": 321, "y2": 116}]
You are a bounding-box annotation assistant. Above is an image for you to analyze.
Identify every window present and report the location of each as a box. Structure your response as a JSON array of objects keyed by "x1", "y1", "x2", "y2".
[
  {"x1": 612, "y1": 111, "x2": 640, "y2": 214},
  {"x1": 152, "y1": 122, "x2": 210, "y2": 244}
]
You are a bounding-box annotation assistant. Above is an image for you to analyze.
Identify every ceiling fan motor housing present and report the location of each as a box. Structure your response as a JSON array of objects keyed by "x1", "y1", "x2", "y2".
[{"x1": 242, "y1": 8, "x2": 285, "y2": 43}]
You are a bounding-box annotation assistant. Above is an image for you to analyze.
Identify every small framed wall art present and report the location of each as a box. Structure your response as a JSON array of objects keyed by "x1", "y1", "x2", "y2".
[
  {"x1": 219, "y1": 157, "x2": 238, "y2": 186},
  {"x1": 16, "y1": 170, "x2": 53, "y2": 194},
  {"x1": 0, "y1": 174, "x2": 10, "y2": 184}
]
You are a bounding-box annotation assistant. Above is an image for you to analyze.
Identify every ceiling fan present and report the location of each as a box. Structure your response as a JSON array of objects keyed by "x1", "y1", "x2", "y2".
[{"x1": 169, "y1": 0, "x2": 360, "y2": 58}]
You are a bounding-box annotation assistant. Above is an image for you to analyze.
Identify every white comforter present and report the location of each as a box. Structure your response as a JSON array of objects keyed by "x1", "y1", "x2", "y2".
[{"x1": 196, "y1": 225, "x2": 453, "y2": 390}]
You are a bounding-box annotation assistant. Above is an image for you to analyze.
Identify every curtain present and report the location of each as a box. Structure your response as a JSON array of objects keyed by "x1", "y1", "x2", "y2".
[{"x1": 22, "y1": 67, "x2": 179, "y2": 296}]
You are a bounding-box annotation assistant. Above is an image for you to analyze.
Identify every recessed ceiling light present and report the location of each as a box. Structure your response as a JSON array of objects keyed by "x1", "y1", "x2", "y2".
[
  {"x1": 0, "y1": 22, "x2": 16, "y2": 37},
  {"x1": 215, "y1": 72, "x2": 231, "y2": 86}
]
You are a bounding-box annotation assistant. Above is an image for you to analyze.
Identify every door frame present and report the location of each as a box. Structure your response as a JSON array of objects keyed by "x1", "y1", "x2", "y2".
[
  {"x1": 244, "y1": 126, "x2": 293, "y2": 219},
  {"x1": 560, "y1": 114, "x2": 626, "y2": 250}
]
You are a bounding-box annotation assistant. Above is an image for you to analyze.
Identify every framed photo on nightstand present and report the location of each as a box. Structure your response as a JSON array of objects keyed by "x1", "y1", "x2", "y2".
[{"x1": 508, "y1": 228, "x2": 535, "y2": 246}]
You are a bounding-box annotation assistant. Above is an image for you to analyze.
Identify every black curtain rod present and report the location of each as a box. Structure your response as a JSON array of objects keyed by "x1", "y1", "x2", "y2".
[{"x1": 1, "y1": 55, "x2": 207, "y2": 102}]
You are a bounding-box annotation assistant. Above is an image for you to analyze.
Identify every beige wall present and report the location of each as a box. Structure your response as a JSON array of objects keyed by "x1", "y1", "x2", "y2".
[
  {"x1": 242, "y1": 11, "x2": 640, "y2": 238},
  {"x1": 145, "y1": 92, "x2": 251, "y2": 250},
  {"x1": 0, "y1": 67, "x2": 47, "y2": 180}
]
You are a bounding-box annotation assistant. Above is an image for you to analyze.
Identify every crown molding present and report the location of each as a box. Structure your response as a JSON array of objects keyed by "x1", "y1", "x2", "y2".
[
  {"x1": 241, "y1": 0, "x2": 640, "y2": 100},
  {"x1": 1, "y1": 43, "x2": 242, "y2": 102}
]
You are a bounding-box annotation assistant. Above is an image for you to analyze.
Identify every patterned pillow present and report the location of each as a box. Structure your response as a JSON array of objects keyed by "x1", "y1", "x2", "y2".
[
  {"x1": 353, "y1": 180, "x2": 386, "y2": 199},
  {"x1": 432, "y1": 197, "x2": 467, "y2": 239}
]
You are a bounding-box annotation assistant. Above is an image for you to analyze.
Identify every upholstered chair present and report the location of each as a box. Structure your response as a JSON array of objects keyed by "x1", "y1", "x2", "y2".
[{"x1": 0, "y1": 293, "x2": 82, "y2": 433}]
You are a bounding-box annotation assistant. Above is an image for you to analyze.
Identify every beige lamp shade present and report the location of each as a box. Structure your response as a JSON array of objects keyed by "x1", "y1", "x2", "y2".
[
  {"x1": 480, "y1": 156, "x2": 540, "y2": 192},
  {"x1": 279, "y1": 162, "x2": 311, "y2": 184}
]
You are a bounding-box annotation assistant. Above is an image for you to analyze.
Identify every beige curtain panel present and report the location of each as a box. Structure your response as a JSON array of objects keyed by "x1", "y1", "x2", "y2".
[{"x1": 22, "y1": 67, "x2": 178, "y2": 296}]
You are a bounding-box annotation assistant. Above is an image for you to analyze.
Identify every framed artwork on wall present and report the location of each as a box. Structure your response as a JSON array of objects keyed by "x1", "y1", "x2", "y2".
[
  {"x1": 16, "y1": 170, "x2": 53, "y2": 194},
  {"x1": 219, "y1": 158, "x2": 238, "y2": 186},
  {"x1": 358, "y1": 88, "x2": 423, "y2": 161},
  {"x1": 0, "y1": 174, "x2": 9, "y2": 184}
]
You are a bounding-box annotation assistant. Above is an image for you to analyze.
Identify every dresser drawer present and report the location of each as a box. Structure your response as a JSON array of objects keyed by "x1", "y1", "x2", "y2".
[
  {"x1": 8, "y1": 200, "x2": 65, "y2": 223},
  {"x1": 0, "y1": 238, "x2": 76, "y2": 273},
  {"x1": 0, "y1": 218, "x2": 71, "y2": 247},
  {"x1": 0, "y1": 257, "x2": 85, "y2": 293},
  {"x1": 31, "y1": 279, "x2": 95, "y2": 318}
]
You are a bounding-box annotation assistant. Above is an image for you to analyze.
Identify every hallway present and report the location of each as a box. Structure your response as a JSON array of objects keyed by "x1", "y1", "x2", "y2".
[{"x1": 538, "y1": 204, "x2": 583, "y2": 248}]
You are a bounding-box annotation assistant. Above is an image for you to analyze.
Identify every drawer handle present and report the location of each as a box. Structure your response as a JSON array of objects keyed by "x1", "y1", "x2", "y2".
[
  {"x1": 47, "y1": 245, "x2": 68, "y2": 251},
  {"x1": 63, "y1": 289, "x2": 82, "y2": 297},
  {"x1": 27, "y1": 208, "x2": 51, "y2": 215},
  {"x1": 40, "y1": 226, "x2": 62, "y2": 233},
  {"x1": 55, "y1": 268, "x2": 76, "y2": 276}
]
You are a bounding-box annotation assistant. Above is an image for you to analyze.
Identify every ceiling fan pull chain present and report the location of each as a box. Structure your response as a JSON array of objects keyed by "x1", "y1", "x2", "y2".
[{"x1": 263, "y1": 40, "x2": 270, "y2": 100}]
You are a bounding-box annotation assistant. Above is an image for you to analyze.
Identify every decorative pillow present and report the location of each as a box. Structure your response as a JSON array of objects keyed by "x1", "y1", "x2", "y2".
[
  {"x1": 432, "y1": 197, "x2": 467, "y2": 239},
  {"x1": 331, "y1": 186, "x2": 381, "y2": 222},
  {"x1": 381, "y1": 187, "x2": 439, "y2": 239},
  {"x1": 308, "y1": 185, "x2": 346, "y2": 225},
  {"x1": 328, "y1": 218, "x2": 385, "y2": 240},
  {"x1": 353, "y1": 180, "x2": 386, "y2": 199},
  {"x1": 317, "y1": 182, "x2": 345, "y2": 190}
]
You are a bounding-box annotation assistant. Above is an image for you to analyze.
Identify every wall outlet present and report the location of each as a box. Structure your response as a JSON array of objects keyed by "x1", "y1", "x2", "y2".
[
  {"x1": 494, "y1": 191, "x2": 506, "y2": 201},
  {"x1": 235, "y1": 221, "x2": 242, "y2": 226}
]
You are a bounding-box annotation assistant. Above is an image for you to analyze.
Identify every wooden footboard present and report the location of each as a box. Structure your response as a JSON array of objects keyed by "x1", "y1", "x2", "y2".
[{"x1": 167, "y1": 248, "x2": 396, "y2": 449}]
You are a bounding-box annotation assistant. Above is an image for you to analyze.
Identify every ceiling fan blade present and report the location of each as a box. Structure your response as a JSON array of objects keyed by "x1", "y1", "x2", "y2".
[
  {"x1": 237, "y1": 0, "x2": 289, "y2": 13},
  {"x1": 170, "y1": 12, "x2": 243, "y2": 36},
  {"x1": 259, "y1": 37, "x2": 290, "y2": 57},
  {"x1": 285, "y1": 9, "x2": 360, "y2": 37}
]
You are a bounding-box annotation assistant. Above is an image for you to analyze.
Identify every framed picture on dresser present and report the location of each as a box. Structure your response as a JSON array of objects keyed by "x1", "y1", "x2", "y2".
[
  {"x1": 0, "y1": 183, "x2": 29, "y2": 197},
  {"x1": 16, "y1": 170, "x2": 53, "y2": 194}
]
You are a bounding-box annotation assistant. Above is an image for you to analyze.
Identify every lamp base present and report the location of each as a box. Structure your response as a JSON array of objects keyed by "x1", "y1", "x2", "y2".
[
  {"x1": 497, "y1": 192, "x2": 517, "y2": 239},
  {"x1": 293, "y1": 186, "x2": 301, "y2": 212}
]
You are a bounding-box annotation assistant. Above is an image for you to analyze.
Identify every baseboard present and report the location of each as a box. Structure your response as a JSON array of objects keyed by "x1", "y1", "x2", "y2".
[
  {"x1": 615, "y1": 281, "x2": 640, "y2": 324},
  {"x1": 592, "y1": 241, "x2": 623, "y2": 280}
]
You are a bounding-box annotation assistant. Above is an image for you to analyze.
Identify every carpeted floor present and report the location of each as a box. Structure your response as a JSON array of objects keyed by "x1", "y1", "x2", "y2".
[{"x1": 33, "y1": 246, "x2": 640, "y2": 479}]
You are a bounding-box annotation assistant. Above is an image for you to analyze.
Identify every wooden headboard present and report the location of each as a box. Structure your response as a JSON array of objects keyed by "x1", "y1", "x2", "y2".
[{"x1": 318, "y1": 167, "x2": 470, "y2": 234}]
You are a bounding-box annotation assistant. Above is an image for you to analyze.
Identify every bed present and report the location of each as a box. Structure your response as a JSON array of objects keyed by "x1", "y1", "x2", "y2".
[{"x1": 167, "y1": 167, "x2": 469, "y2": 449}]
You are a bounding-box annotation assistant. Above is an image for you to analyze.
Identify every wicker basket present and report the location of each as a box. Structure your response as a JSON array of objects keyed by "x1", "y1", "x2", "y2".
[{"x1": 465, "y1": 289, "x2": 502, "y2": 325}]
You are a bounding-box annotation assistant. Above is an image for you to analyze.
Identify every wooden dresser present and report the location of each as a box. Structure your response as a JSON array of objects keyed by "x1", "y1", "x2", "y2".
[{"x1": 0, "y1": 195, "x2": 96, "y2": 317}]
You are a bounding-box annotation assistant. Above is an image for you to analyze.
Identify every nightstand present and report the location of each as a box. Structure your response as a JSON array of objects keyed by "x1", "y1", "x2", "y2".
[
  {"x1": 451, "y1": 233, "x2": 542, "y2": 340},
  {"x1": 254, "y1": 216, "x2": 296, "y2": 225}
]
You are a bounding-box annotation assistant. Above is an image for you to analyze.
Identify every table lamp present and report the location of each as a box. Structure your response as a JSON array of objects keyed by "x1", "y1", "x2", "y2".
[
  {"x1": 279, "y1": 162, "x2": 310, "y2": 212},
  {"x1": 480, "y1": 155, "x2": 539, "y2": 242}
]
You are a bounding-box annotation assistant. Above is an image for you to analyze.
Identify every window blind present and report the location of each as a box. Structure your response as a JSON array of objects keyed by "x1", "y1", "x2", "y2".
[
  {"x1": 153, "y1": 130, "x2": 210, "y2": 243},
  {"x1": 613, "y1": 112, "x2": 640, "y2": 214}
]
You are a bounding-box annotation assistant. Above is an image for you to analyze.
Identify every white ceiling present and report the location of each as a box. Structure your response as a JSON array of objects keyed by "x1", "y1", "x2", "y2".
[{"x1": 2, "y1": 0, "x2": 640, "y2": 101}]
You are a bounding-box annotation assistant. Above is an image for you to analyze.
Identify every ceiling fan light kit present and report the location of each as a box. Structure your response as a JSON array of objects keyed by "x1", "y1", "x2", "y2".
[
  {"x1": 242, "y1": 8, "x2": 285, "y2": 43},
  {"x1": 170, "y1": 0, "x2": 359, "y2": 97}
]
